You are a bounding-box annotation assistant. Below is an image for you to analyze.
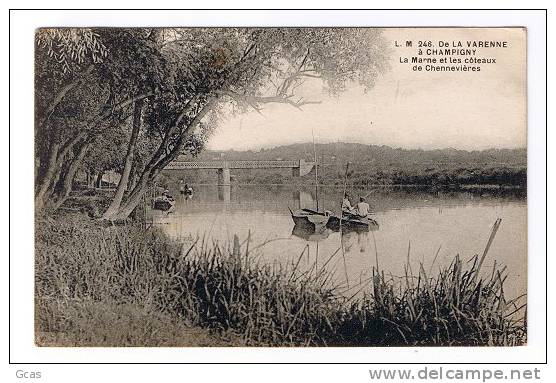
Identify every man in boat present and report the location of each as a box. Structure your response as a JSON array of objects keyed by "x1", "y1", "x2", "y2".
[
  {"x1": 179, "y1": 179, "x2": 193, "y2": 195},
  {"x1": 342, "y1": 193, "x2": 356, "y2": 215},
  {"x1": 356, "y1": 196, "x2": 370, "y2": 218},
  {"x1": 162, "y1": 189, "x2": 172, "y2": 200}
]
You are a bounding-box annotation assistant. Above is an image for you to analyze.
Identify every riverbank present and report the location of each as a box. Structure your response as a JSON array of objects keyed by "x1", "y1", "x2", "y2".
[
  {"x1": 35, "y1": 211, "x2": 526, "y2": 347},
  {"x1": 35, "y1": 213, "x2": 242, "y2": 346}
]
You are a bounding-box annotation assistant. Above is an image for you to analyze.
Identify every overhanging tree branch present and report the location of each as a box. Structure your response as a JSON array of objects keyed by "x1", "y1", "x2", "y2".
[
  {"x1": 39, "y1": 64, "x2": 95, "y2": 127},
  {"x1": 218, "y1": 90, "x2": 322, "y2": 111}
]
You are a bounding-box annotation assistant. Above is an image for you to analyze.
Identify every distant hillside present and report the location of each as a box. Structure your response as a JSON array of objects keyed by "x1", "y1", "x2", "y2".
[
  {"x1": 190, "y1": 143, "x2": 526, "y2": 167},
  {"x1": 168, "y1": 143, "x2": 527, "y2": 187}
]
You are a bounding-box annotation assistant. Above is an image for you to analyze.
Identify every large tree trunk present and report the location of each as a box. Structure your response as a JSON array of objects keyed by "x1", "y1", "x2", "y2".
[
  {"x1": 35, "y1": 94, "x2": 151, "y2": 214},
  {"x1": 35, "y1": 141, "x2": 61, "y2": 212},
  {"x1": 128, "y1": 161, "x2": 138, "y2": 191},
  {"x1": 50, "y1": 141, "x2": 91, "y2": 211},
  {"x1": 110, "y1": 99, "x2": 213, "y2": 220},
  {"x1": 110, "y1": 174, "x2": 151, "y2": 220},
  {"x1": 102, "y1": 99, "x2": 144, "y2": 219},
  {"x1": 35, "y1": 65, "x2": 96, "y2": 211},
  {"x1": 35, "y1": 130, "x2": 89, "y2": 212}
]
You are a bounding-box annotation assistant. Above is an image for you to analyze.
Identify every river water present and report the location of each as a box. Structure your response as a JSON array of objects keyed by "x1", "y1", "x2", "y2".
[{"x1": 152, "y1": 185, "x2": 527, "y2": 298}]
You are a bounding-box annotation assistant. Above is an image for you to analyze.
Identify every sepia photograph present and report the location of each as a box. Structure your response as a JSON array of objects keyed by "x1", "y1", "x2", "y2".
[{"x1": 33, "y1": 26, "x2": 528, "y2": 348}]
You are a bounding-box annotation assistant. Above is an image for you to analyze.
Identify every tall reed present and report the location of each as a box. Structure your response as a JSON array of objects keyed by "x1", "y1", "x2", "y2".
[{"x1": 35, "y1": 215, "x2": 526, "y2": 346}]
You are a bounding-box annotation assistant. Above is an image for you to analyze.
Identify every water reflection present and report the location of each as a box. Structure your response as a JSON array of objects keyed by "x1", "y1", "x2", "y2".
[
  {"x1": 217, "y1": 185, "x2": 231, "y2": 202},
  {"x1": 291, "y1": 224, "x2": 331, "y2": 242},
  {"x1": 292, "y1": 219, "x2": 378, "y2": 254},
  {"x1": 341, "y1": 229, "x2": 369, "y2": 254}
]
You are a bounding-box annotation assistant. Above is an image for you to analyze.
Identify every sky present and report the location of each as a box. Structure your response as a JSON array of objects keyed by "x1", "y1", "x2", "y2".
[{"x1": 207, "y1": 28, "x2": 526, "y2": 151}]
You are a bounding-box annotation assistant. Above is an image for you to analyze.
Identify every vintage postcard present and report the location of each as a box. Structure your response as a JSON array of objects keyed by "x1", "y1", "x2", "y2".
[{"x1": 34, "y1": 27, "x2": 527, "y2": 347}]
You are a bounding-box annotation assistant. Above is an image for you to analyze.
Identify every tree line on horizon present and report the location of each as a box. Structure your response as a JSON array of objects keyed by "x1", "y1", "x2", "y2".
[
  {"x1": 163, "y1": 142, "x2": 526, "y2": 187},
  {"x1": 192, "y1": 142, "x2": 527, "y2": 165}
]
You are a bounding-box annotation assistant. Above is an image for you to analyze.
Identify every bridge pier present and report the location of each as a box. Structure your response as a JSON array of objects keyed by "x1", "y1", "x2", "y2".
[
  {"x1": 217, "y1": 166, "x2": 231, "y2": 186},
  {"x1": 297, "y1": 159, "x2": 315, "y2": 177}
]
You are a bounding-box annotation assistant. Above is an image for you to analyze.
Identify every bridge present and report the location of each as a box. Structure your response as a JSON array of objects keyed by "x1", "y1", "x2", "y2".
[{"x1": 165, "y1": 159, "x2": 315, "y2": 185}]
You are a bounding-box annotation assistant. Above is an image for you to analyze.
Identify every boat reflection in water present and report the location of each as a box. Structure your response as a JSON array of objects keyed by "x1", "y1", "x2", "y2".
[
  {"x1": 291, "y1": 223, "x2": 332, "y2": 242},
  {"x1": 340, "y1": 227, "x2": 374, "y2": 254},
  {"x1": 291, "y1": 215, "x2": 379, "y2": 250}
]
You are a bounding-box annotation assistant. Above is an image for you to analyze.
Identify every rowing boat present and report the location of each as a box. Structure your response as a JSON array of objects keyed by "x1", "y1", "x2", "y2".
[
  {"x1": 326, "y1": 214, "x2": 379, "y2": 232},
  {"x1": 152, "y1": 196, "x2": 176, "y2": 211}
]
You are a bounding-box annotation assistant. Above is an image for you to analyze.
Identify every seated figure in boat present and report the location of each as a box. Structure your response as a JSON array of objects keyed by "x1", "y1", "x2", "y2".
[
  {"x1": 342, "y1": 193, "x2": 356, "y2": 215},
  {"x1": 179, "y1": 180, "x2": 193, "y2": 195},
  {"x1": 162, "y1": 189, "x2": 172, "y2": 200},
  {"x1": 356, "y1": 196, "x2": 370, "y2": 218}
]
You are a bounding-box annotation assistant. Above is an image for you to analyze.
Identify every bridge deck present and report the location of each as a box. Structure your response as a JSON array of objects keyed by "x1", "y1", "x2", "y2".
[{"x1": 165, "y1": 160, "x2": 305, "y2": 170}]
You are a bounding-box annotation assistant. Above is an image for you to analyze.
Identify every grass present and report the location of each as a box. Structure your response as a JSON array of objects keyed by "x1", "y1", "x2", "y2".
[
  {"x1": 35, "y1": 299, "x2": 238, "y2": 346},
  {"x1": 35, "y1": 214, "x2": 526, "y2": 347},
  {"x1": 338, "y1": 256, "x2": 526, "y2": 346}
]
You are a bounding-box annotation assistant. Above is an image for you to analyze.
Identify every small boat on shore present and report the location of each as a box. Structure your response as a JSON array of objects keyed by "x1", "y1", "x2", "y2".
[
  {"x1": 152, "y1": 197, "x2": 175, "y2": 211},
  {"x1": 152, "y1": 190, "x2": 176, "y2": 212}
]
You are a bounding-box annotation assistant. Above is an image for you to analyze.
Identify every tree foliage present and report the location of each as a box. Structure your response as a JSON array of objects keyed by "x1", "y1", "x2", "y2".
[
  {"x1": 35, "y1": 27, "x2": 390, "y2": 217},
  {"x1": 36, "y1": 28, "x2": 108, "y2": 73}
]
